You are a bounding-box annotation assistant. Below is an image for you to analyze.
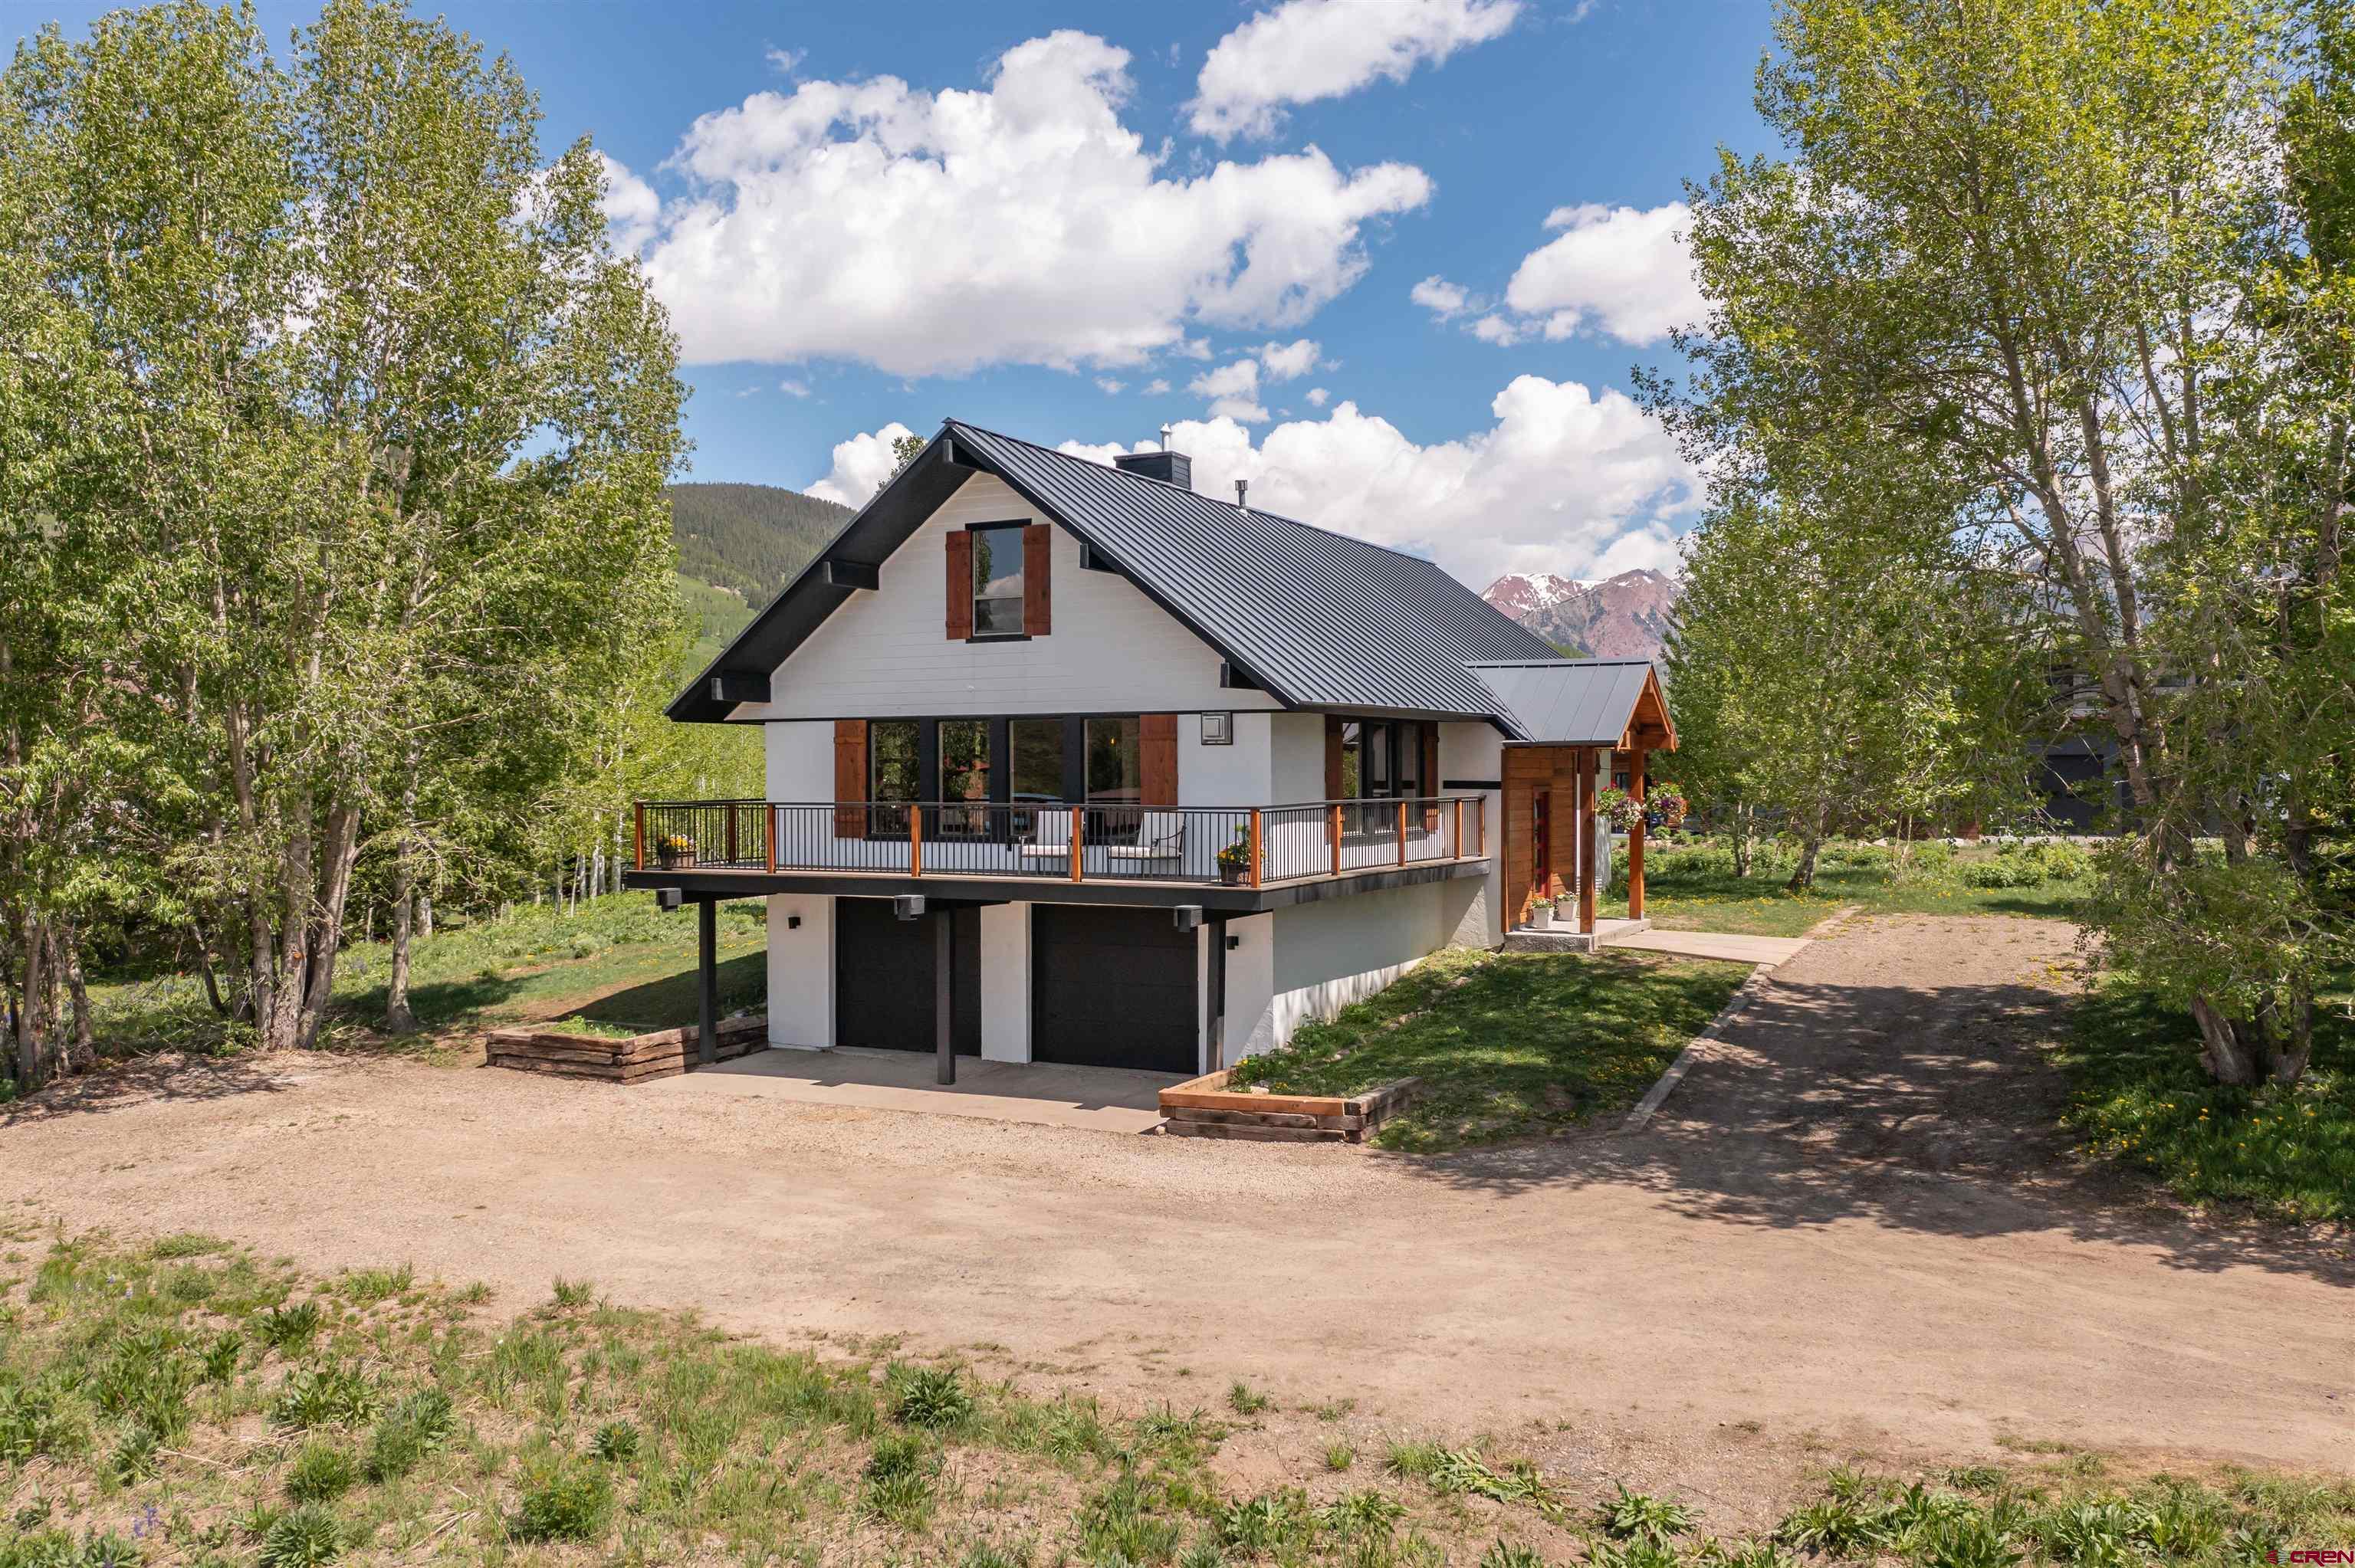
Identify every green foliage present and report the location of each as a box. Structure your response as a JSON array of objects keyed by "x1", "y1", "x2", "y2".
[
  {"x1": 1, "y1": 1530, "x2": 146, "y2": 1568},
  {"x1": 1600, "y1": 1483, "x2": 1697, "y2": 1545},
  {"x1": 255, "y1": 1302, "x2": 323, "y2": 1354},
  {"x1": 361, "y1": 1386, "x2": 454, "y2": 1481},
  {"x1": 284, "y1": 1439, "x2": 357, "y2": 1503},
  {"x1": 258, "y1": 1505, "x2": 343, "y2": 1568},
  {"x1": 550, "y1": 1278, "x2": 595, "y2": 1309},
  {"x1": 668, "y1": 482, "x2": 850, "y2": 602},
  {"x1": 270, "y1": 1364, "x2": 379, "y2": 1430},
  {"x1": 513, "y1": 1458, "x2": 614, "y2": 1542},
  {"x1": 1216, "y1": 1488, "x2": 1315, "y2": 1556},
  {"x1": 1225, "y1": 1380, "x2": 1273, "y2": 1415},
  {"x1": 892, "y1": 1365, "x2": 976, "y2": 1430},
  {"x1": 590, "y1": 1419, "x2": 641, "y2": 1461},
  {"x1": 861, "y1": 1432, "x2": 940, "y2": 1530}
]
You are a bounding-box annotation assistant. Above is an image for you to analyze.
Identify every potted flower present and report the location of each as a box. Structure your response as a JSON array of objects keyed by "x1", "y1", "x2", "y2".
[
  {"x1": 655, "y1": 832, "x2": 695, "y2": 870},
  {"x1": 1216, "y1": 828, "x2": 1252, "y2": 885},
  {"x1": 1526, "y1": 896, "x2": 1555, "y2": 930},
  {"x1": 1648, "y1": 782, "x2": 1690, "y2": 833},
  {"x1": 1598, "y1": 786, "x2": 1645, "y2": 835}
]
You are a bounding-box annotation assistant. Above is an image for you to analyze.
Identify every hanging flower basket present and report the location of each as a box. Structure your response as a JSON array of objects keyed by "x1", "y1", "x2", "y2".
[
  {"x1": 1597, "y1": 786, "x2": 1644, "y2": 835},
  {"x1": 1648, "y1": 783, "x2": 1690, "y2": 831}
]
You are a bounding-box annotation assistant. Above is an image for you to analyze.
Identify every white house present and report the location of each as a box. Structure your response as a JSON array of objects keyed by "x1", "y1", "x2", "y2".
[{"x1": 631, "y1": 421, "x2": 1675, "y2": 1078}]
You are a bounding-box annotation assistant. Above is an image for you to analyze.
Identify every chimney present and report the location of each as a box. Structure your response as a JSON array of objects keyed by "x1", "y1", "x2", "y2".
[
  {"x1": 1114, "y1": 441, "x2": 1191, "y2": 490},
  {"x1": 1234, "y1": 479, "x2": 1248, "y2": 512}
]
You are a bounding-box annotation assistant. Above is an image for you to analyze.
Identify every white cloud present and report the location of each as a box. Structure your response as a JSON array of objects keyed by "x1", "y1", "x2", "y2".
[
  {"x1": 1470, "y1": 314, "x2": 1520, "y2": 345},
  {"x1": 1305, "y1": 386, "x2": 1329, "y2": 406},
  {"x1": 765, "y1": 45, "x2": 806, "y2": 75},
  {"x1": 593, "y1": 152, "x2": 661, "y2": 254},
  {"x1": 634, "y1": 32, "x2": 1431, "y2": 373},
  {"x1": 806, "y1": 421, "x2": 915, "y2": 505},
  {"x1": 777, "y1": 378, "x2": 813, "y2": 397},
  {"x1": 1190, "y1": 359, "x2": 1269, "y2": 422},
  {"x1": 1143, "y1": 377, "x2": 1172, "y2": 395},
  {"x1": 1256, "y1": 337, "x2": 1320, "y2": 380},
  {"x1": 1502, "y1": 202, "x2": 1706, "y2": 346},
  {"x1": 1096, "y1": 377, "x2": 1126, "y2": 395},
  {"x1": 1058, "y1": 375, "x2": 1699, "y2": 586},
  {"x1": 1190, "y1": 0, "x2": 1521, "y2": 140},
  {"x1": 1410, "y1": 274, "x2": 1470, "y2": 319}
]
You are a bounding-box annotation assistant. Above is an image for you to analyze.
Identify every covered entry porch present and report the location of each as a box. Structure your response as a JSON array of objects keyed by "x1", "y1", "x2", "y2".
[{"x1": 1467, "y1": 659, "x2": 1677, "y2": 939}]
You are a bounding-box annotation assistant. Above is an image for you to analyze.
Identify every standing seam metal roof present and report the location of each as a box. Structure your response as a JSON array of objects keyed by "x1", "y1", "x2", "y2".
[
  {"x1": 944, "y1": 421, "x2": 1558, "y2": 719},
  {"x1": 1463, "y1": 659, "x2": 1660, "y2": 746}
]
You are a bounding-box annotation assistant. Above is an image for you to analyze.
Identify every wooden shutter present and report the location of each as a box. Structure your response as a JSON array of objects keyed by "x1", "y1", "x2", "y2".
[
  {"x1": 1141, "y1": 713, "x2": 1178, "y2": 806},
  {"x1": 1422, "y1": 725, "x2": 1441, "y2": 828},
  {"x1": 1022, "y1": 523, "x2": 1052, "y2": 635},
  {"x1": 945, "y1": 530, "x2": 973, "y2": 640},
  {"x1": 1324, "y1": 716, "x2": 1345, "y2": 799},
  {"x1": 833, "y1": 720, "x2": 869, "y2": 838}
]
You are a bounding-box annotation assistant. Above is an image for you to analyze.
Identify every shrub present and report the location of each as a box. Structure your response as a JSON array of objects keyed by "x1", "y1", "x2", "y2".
[
  {"x1": 1216, "y1": 1489, "x2": 1315, "y2": 1557},
  {"x1": 892, "y1": 1366, "x2": 974, "y2": 1430},
  {"x1": 258, "y1": 1505, "x2": 343, "y2": 1567},
  {"x1": 1080, "y1": 1473, "x2": 1188, "y2": 1563},
  {"x1": 109, "y1": 1424, "x2": 162, "y2": 1482},
  {"x1": 862, "y1": 1432, "x2": 940, "y2": 1530},
  {"x1": 1, "y1": 1530, "x2": 146, "y2": 1568},
  {"x1": 200, "y1": 1330, "x2": 245, "y2": 1384},
  {"x1": 1319, "y1": 1489, "x2": 1404, "y2": 1539},
  {"x1": 591, "y1": 1419, "x2": 641, "y2": 1461},
  {"x1": 91, "y1": 1330, "x2": 197, "y2": 1441},
  {"x1": 514, "y1": 1459, "x2": 614, "y2": 1543},
  {"x1": 285, "y1": 1439, "x2": 357, "y2": 1503},
  {"x1": 1600, "y1": 1483, "x2": 1698, "y2": 1545},
  {"x1": 256, "y1": 1301, "x2": 323, "y2": 1353},
  {"x1": 1776, "y1": 1497, "x2": 1884, "y2": 1555},
  {"x1": 362, "y1": 1387, "x2": 454, "y2": 1481},
  {"x1": 0, "y1": 1379, "x2": 87, "y2": 1464},
  {"x1": 1910, "y1": 1513, "x2": 2025, "y2": 1568},
  {"x1": 271, "y1": 1365, "x2": 379, "y2": 1430}
]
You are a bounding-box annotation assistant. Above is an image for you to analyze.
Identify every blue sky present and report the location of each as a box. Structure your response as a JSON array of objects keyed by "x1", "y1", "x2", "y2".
[{"x1": 28, "y1": 0, "x2": 1779, "y2": 588}]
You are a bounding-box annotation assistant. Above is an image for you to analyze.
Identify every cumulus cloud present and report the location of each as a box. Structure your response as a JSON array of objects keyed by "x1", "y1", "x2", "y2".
[
  {"x1": 1256, "y1": 337, "x2": 1321, "y2": 380},
  {"x1": 1305, "y1": 386, "x2": 1329, "y2": 406},
  {"x1": 1190, "y1": 0, "x2": 1521, "y2": 140},
  {"x1": 1059, "y1": 376, "x2": 1697, "y2": 586},
  {"x1": 1501, "y1": 202, "x2": 1706, "y2": 346},
  {"x1": 1410, "y1": 274, "x2": 1470, "y2": 319},
  {"x1": 593, "y1": 152, "x2": 661, "y2": 254},
  {"x1": 632, "y1": 32, "x2": 1430, "y2": 373},
  {"x1": 1096, "y1": 377, "x2": 1126, "y2": 395},
  {"x1": 777, "y1": 379, "x2": 813, "y2": 397},
  {"x1": 806, "y1": 421, "x2": 915, "y2": 505},
  {"x1": 766, "y1": 45, "x2": 806, "y2": 75},
  {"x1": 1190, "y1": 359, "x2": 1269, "y2": 422},
  {"x1": 1143, "y1": 378, "x2": 1172, "y2": 395}
]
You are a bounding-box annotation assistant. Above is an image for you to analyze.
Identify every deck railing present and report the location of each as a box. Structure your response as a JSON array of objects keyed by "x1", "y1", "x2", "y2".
[{"x1": 635, "y1": 796, "x2": 1486, "y2": 889}]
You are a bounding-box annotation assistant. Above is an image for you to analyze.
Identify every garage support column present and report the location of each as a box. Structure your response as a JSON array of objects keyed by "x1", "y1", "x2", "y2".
[
  {"x1": 934, "y1": 907, "x2": 955, "y2": 1084},
  {"x1": 697, "y1": 897, "x2": 718, "y2": 1066}
]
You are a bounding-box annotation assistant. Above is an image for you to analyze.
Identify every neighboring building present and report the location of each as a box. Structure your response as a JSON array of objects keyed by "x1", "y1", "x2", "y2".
[{"x1": 629, "y1": 422, "x2": 1673, "y2": 1077}]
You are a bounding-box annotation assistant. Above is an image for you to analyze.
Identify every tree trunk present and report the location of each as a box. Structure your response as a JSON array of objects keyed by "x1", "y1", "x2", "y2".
[
  {"x1": 2189, "y1": 996, "x2": 2263, "y2": 1086},
  {"x1": 1786, "y1": 836, "x2": 1822, "y2": 892},
  {"x1": 57, "y1": 920, "x2": 94, "y2": 1075},
  {"x1": 1730, "y1": 805, "x2": 1754, "y2": 877},
  {"x1": 418, "y1": 891, "x2": 433, "y2": 940},
  {"x1": 384, "y1": 886, "x2": 417, "y2": 1033}
]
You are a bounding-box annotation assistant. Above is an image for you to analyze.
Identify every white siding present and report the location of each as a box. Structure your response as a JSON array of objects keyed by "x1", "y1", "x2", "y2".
[
  {"x1": 979, "y1": 904, "x2": 1031, "y2": 1063},
  {"x1": 764, "y1": 720, "x2": 835, "y2": 802},
  {"x1": 1440, "y1": 722, "x2": 1505, "y2": 948},
  {"x1": 737, "y1": 473, "x2": 1281, "y2": 721},
  {"x1": 766, "y1": 893, "x2": 834, "y2": 1049},
  {"x1": 1178, "y1": 710, "x2": 1272, "y2": 806}
]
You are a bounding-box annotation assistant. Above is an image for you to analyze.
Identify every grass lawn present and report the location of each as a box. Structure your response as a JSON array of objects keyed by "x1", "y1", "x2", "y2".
[
  {"x1": 3, "y1": 1232, "x2": 2347, "y2": 1568},
  {"x1": 2054, "y1": 973, "x2": 2355, "y2": 1225},
  {"x1": 1597, "y1": 838, "x2": 2091, "y2": 937},
  {"x1": 86, "y1": 894, "x2": 768, "y2": 1063},
  {"x1": 1226, "y1": 946, "x2": 1749, "y2": 1152}
]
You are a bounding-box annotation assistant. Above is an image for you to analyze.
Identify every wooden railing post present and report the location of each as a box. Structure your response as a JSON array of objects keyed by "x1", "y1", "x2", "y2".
[
  {"x1": 633, "y1": 803, "x2": 645, "y2": 870},
  {"x1": 766, "y1": 805, "x2": 779, "y2": 874},
  {"x1": 1453, "y1": 798, "x2": 1464, "y2": 860},
  {"x1": 1396, "y1": 799, "x2": 1407, "y2": 867},
  {"x1": 910, "y1": 801, "x2": 924, "y2": 877},
  {"x1": 1070, "y1": 806, "x2": 1085, "y2": 882},
  {"x1": 1329, "y1": 804, "x2": 1343, "y2": 877},
  {"x1": 1247, "y1": 809, "x2": 1263, "y2": 888}
]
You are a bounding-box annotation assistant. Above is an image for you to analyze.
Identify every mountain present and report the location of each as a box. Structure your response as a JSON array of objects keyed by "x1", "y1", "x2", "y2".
[
  {"x1": 1481, "y1": 568, "x2": 1682, "y2": 662},
  {"x1": 667, "y1": 482, "x2": 853, "y2": 669}
]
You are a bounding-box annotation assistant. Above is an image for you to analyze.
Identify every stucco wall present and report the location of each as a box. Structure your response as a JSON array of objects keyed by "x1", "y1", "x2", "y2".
[{"x1": 765, "y1": 892, "x2": 834, "y2": 1050}]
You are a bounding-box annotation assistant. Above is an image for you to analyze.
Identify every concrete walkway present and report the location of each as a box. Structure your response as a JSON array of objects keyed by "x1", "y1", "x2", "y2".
[
  {"x1": 1602, "y1": 927, "x2": 1813, "y2": 966},
  {"x1": 646, "y1": 1048, "x2": 1173, "y2": 1133}
]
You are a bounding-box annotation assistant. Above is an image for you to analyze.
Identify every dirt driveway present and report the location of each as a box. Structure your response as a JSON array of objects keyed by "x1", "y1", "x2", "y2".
[{"x1": 6, "y1": 914, "x2": 2347, "y2": 1497}]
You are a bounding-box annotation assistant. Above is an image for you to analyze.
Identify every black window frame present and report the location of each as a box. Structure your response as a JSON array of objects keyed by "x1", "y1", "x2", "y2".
[{"x1": 857, "y1": 713, "x2": 1145, "y2": 838}]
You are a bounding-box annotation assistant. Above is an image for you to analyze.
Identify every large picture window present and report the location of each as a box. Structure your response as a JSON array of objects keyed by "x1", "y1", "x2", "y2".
[
  {"x1": 971, "y1": 524, "x2": 1025, "y2": 637},
  {"x1": 938, "y1": 720, "x2": 991, "y2": 835},
  {"x1": 869, "y1": 720, "x2": 919, "y2": 835}
]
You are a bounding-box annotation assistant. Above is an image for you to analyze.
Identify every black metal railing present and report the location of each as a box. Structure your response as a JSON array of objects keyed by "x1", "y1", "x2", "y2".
[{"x1": 635, "y1": 795, "x2": 1483, "y2": 889}]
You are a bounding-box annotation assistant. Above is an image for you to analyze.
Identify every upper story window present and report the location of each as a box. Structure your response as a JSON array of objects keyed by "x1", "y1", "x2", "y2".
[{"x1": 971, "y1": 524, "x2": 1025, "y2": 637}]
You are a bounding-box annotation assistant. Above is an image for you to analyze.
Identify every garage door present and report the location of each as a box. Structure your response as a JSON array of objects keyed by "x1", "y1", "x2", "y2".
[
  {"x1": 836, "y1": 899, "x2": 979, "y2": 1054},
  {"x1": 1031, "y1": 906, "x2": 1197, "y2": 1074}
]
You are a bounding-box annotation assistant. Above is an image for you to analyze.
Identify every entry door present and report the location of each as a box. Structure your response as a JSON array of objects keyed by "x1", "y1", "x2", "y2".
[
  {"x1": 835, "y1": 898, "x2": 980, "y2": 1054},
  {"x1": 1532, "y1": 789, "x2": 1551, "y2": 908},
  {"x1": 1031, "y1": 906, "x2": 1197, "y2": 1074}
]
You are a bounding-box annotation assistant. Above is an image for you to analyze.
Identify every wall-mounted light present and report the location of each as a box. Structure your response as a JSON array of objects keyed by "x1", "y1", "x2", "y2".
[
  {"x1": 787, "y1": 914, "x2": 802, "y2": 930},
  {"x1": 1200, "y1": 712, "x2": 1233, "y2": 746}
]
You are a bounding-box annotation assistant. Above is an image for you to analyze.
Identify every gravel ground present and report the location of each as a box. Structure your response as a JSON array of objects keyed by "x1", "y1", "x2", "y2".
[{"x1": 5, "y1": 913, "x2": 2347, "y2": 1511}]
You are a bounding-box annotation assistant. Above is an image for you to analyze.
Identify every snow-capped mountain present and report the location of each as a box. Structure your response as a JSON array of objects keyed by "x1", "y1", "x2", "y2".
[{"x1": 1481, "y1": 568, "x2": 1681, "y2": 662}]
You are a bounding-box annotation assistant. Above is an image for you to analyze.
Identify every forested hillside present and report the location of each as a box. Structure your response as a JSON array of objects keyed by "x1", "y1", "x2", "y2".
[{"x1": 670, "y1": 483, "x2": 851, "y2": 601}]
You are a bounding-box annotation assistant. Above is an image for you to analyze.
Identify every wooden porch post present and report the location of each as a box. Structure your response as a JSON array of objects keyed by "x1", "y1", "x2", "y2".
[
  {"x1": 1628, "y1": 748, "x2": 1647, "y2": 920},
  {"x1": 1247, "y1": 809, "x2": 1263, "y2": 888},
  {"x1": 633, "y1": 803, "x2": 645, "y2": 871},
  {"x1": 1329, "y1": 805, "x2": 1343, "y2": 877},
  {"x1": 1577, "y1": 751, "x2": 1598, "y2": 936}
]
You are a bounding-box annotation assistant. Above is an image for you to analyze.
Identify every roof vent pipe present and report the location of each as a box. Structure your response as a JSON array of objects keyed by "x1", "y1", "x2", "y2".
[
  {"x1": 1234, "y1": 479, "x2": 1248, "y2": 512},
  {"x1": 1159, "y1": 423, "x2": 1174, "y2": 450}
]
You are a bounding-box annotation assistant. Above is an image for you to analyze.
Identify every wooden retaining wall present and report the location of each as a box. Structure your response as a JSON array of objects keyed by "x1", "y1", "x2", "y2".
[
  {"x1": 1158, "y1": 1071, "x2": 1418, "y2": 1144},
  {"x1": 485, "y1": 1015, "x2": 767, "y2": 1085}
]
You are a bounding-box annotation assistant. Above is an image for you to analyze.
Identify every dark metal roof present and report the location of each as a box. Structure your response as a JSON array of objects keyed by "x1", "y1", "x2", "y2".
[
  {"x1": 670, "y1": 418, "x2": 1559, "y2": 725},
  {"x1": 1467, "y1": 659, "x2": 1667, "y2": 746}
]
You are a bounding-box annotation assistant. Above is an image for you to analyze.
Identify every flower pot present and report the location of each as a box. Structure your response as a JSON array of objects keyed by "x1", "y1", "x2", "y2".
[
  {"x1": 658, "y1": 849, "x2": 692, "y2": 870},
  {"x1": 1218, "y1": 862, "x2": 1246, "y2": 885}
]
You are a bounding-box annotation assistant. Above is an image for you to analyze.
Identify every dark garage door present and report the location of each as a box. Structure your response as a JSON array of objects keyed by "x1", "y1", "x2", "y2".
[
  {"x1": 1032, "y1": 906, "x2": 1197, "y2": 1074},
  {"x1": 836, "y1": 898, "x2": 979, "y2": 1054}
]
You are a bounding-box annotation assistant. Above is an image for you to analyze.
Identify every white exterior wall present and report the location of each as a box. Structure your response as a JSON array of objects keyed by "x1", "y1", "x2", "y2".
[
  {"x1": 734, "y1": 472, "x2": 1281, "y2": 722},
  {"x1": 764, "y1": 720, "x2": 835, "y2": 802},
  {"x1": 1217, "y1": 911, "x2": 1276, "y2": 1071},
  {"x1": 1439, "y1": 721, "x2": 1506, "y2": 949},
  {"x1": 979, "y1": 903, "x2": 1031, "y2": 1063},
  {"x1": 765, "y1": 893, "x2": 834, "y2": 1050}
]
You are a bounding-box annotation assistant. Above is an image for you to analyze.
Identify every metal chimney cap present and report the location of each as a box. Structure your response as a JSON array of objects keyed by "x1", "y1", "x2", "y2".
[
  {"x1": 1158, "y1": 422, "x2": 1174, "y2": 450},
  {"x1": 1234, "y1": 478, "x2": 1249, "y2": 510}
]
